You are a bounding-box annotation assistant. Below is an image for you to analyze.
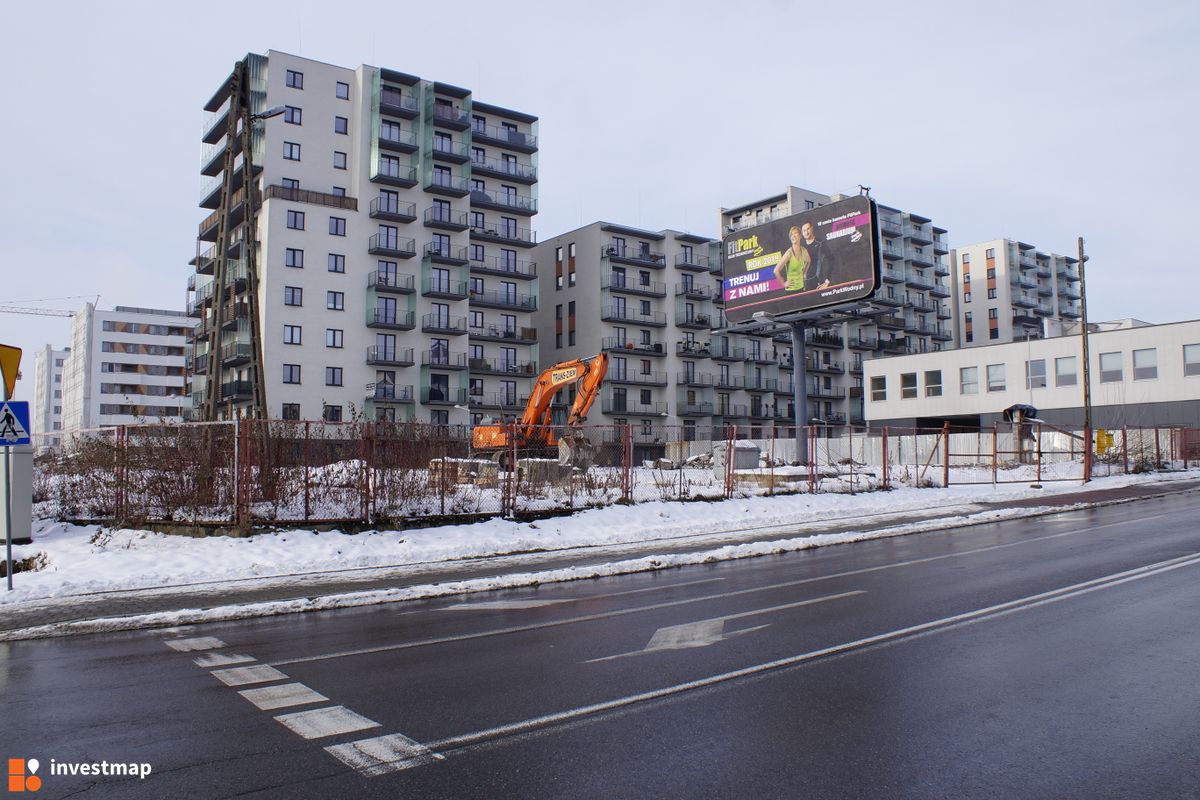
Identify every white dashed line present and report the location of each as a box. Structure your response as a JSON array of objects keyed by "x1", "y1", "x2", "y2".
[
  {"x1": 239, "y1": 683, "x2": 329, "y2": 711},
  {"x1": 165, "y1": 637, "x2": 226, "y2": 652},
  {"x1": 274, "y1": 706, "x2": 381, "y2": 740},
  {"x1": 325, "y1": 733, "x2": 440, "y2": 776},
  {"x1": 211, "y1": 665, "x2": 289, "y2": 687},
  {"x1": 194, "y1": 653, "x2": 256, "y2": 668}
]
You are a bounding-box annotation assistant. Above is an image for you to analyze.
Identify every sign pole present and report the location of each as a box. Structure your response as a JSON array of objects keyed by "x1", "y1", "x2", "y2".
[
  {"x1": 4, "y1": 380, "x2": 12, "y2": 590},
  {"x1": 791, "y1": 322, "x2": 809, "y2": 467}
]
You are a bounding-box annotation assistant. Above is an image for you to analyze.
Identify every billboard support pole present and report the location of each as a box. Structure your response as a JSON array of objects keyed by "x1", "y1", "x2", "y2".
[{"x1": 791, "y1": 322, "x2": 809, "y2": 467}]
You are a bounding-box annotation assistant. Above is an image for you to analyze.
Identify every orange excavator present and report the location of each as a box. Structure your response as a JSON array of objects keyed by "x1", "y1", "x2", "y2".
[{"x1": 472, "y1": 353, "x2": 608, "y2": 470}]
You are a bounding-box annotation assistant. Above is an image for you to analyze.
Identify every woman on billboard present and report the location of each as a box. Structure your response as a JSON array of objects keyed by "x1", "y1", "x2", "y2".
[{"x1": 773, "y1": 226, "x2": 811, "y2": 292}]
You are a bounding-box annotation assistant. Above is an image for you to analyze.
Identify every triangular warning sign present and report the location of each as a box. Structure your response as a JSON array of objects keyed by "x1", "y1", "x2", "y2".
[
  {"x1": 0, "y1": 402, "x2": 28, "y2": 443},
  {"x1": 0, "y1": 344, "x2": 20, "y2": 399}
]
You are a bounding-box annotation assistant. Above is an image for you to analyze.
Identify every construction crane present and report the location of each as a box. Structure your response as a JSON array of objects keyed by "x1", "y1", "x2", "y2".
[{"x1": 0, "y1": 306, "x2": 75, "y2": 317}]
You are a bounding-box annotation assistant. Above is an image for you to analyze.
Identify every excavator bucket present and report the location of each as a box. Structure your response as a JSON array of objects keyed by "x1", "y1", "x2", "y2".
[{"x1": 557, "y1": 434, "x2": 595, "y2": 471}]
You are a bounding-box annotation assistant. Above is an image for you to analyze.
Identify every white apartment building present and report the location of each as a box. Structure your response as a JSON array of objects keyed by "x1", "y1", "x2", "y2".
[
  {"x1": 60, "y1": 304, "x2": 192, "y2": 434},
  {"x1": 31, "y1": 345, "x2": 70, "y2": 448},
  {"x1": 189, "y1": 51, "x2": 540, "y2": 425},
  {"x1": 718, "y1": 186, "x2": 955, "y2": 426},
  {"x1": 952, "y1": 238, "x2": 1081, "y2": 346},
  {"x1": 864, "y1": 318, "x2": 1200, "y2": 428},
  {"x1": 532, "y1": 223, "x2": 723, "y2": 445}
]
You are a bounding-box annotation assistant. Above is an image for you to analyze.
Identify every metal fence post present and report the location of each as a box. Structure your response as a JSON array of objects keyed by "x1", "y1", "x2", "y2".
[
  {"x1": 724, "y1": 425, "x2": 735, "y2": 498},
  {"x1": 303, "y1": 421, "x2": 311, "y2": 522},
  {"x1": 1122, "y1": 427, "x2": 1129, "y2": 474},
  {"x1": 768, "y1": 427, "x2": 776, "y2": 497},
  {"x1": 236, "y1": 419, "x2": 251, "y2": 528},
  {"x1": 1036, "y1": 424, "x2": 1043, "y2": 484},
  {"x1": 942, "y1": 422, "x2": 950, "y2": 488},
  {"x1": 848, "y1": 424, "x2": 855, "y2": 495},
  {"x1": 881, "y1": 426, "x2": 890, "y2": 490},
  {"x1": 1154, "y1": 426, "x2": 1161, "y2": 469},
  {"x1": 115, "y1": 426, "x2": 127, "y2": 521},
  {"x1": 622, "y1": 424, "x2": 633, "y2": 503},
  {"x1": 361, "y1": 421, "x2": 373, "y2": 524},
  {"x1": 992, "y1": 423, "x2": 998, "y2": 486}
]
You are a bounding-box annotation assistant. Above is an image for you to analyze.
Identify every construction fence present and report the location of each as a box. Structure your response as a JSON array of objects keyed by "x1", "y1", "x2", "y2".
[{"x1": 32, "y1": 420, "x2": 1200, "y2": 529}]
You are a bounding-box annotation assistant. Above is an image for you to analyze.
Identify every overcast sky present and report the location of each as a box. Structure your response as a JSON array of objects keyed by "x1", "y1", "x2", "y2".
[{"x1": 2, "y1": 0, "x2": 1197, "y2": 384}]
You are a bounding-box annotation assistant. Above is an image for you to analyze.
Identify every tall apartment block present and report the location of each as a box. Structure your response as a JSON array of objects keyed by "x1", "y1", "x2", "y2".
[
  {"x1": 31, "y1": 345, "x2": 70, "y2": 449},
  {"x1": 718, "y1": 186, "x2": 956, "y2": 425},
  {"x1": 188, "y1": 51, "x2": 539, "y2": 425},
  {"x1": 951, "y1": 238, "x2": 1082, "y2": 346},
  {"x1": 60, "y1": 304, "x2": 192, "y2": 435},
  {"x1": 531, "y1": 224, "x2": 723, "y2": 443}
]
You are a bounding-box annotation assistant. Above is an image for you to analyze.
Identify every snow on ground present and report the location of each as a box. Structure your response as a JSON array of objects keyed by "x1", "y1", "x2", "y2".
[{"x1": 3, "y1": 469, "x2": 1195, "y2": 608}]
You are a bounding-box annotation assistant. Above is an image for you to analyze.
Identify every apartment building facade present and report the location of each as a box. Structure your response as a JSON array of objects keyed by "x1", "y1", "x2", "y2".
[
  {"x1": 31, "y1": 345, "x2": 70, "y2": 448},
  {"x1": 60, "y1": 304, "x2": 192, "y2": 435},
  {"x1": 864, "y1": 318, "x2": 1200, "y2": 428},
  {"x1": 717, "y1": 186, "x2": 956, "y2": 426},
  {"x1": 951, "y1": 238, "x2": 1082, "y2": 346},
  {"x1": 189, "y1": 51, "x2": 539, "y2": 425},
  {"x1": 531, "y1": 223, "x2": 724, "y2": 440}
]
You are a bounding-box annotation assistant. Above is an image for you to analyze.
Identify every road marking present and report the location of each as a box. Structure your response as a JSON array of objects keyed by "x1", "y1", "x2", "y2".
[
  {"x1": 239, "y1": 683, "x2": 329, "y2": 711},
  {"x1": 275, "y1": 706, "x2": 381, "y2": 739},
  {"x1": 325, "y1": 733, "x2": 441, "y2": 776},
  {"x1": 441, "y1": 599, "x2": 575, "y2": 610},
  {"x1": 588, "y1": 591, "x2": 865, "y2": 662},
  {"x1": 194, "y1": 653, "x2": 256, "y2": 668},
  {"x1": 165, "y1": 637, "x2": 225, "y2": 652},
  {"x1": 211, "y1": 665, "x2": 289, "y2": 687}
]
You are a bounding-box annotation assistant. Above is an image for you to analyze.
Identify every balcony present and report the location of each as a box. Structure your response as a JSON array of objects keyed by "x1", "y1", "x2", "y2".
[
  {"x1": 607, "y1": 371, "x2": 668, "y2": 387},
  {"x1": 601, "y1": 245, "x2": 666, "y2": 269},
  {"x1": 470, "y1": 288, "x2": 537, "y2": 312},
  {"x1": 1012, "y1": 310, "x2": 1039, "y2": 326},
  {"x1": 676, "y1": 371, "x2": 715, "y2": 386},
  {"x1": 881, "y1": 219, "x2": 903, "y2": 238},
  {"x1": 1036, "y1": 263, "x2": 1052, "y2": 279},
  {"x1": 368, "y1": 271, "x2": 415, "y2": 294},
  {"x1": 1058, "y1": 284, "x2": 1081, "y2": 300},
  {"x1": 807, "y1": 331, "x2": 844, "y2": 348},
  {"x1": 674, "y1": 252, "x2": 711, "y2": 271},
  {"x1": 676, "y1": 341, "x2": 712, "y2": 358},
  {"x1": 881, "y1": 248, "x2": 904, "y2": 263},
  {"x1": 469, "y1": 155, "x2": 537, "y2": 185},
  {"x1": 881, "y1": 265, "x2": 906, "y2": 282},
  {"x1": 425, "y1": 172, "x2": 470, "y2": 198},
  {"x1": 264, "y1": 185, "x2": 358, "y2": 212},
  {"x1": 1059, "y1": 305, "x2": 1082, "y2": 319},
  {"x1": 932, "y1": 237, "x2": 950, "y2": 255},
  {"x1": 931, "y1": 327, "x2": 954, "y2": 341},
  {"x1": 937, "y1": 304, "x2": 953, "y2": 319},
  {"x1": 421, "y1": 313, "x2": 468, "y2": 335},
  {"x1": 470, "y1": 325, "x2": 538, "y2": 344},
  {"x1": 369, "y1": 384, "x2": 415, "y2": 404},
  {"x1": 848, "y1": 335, "x2": 878, "y2": 350},
  {"x1": 908, "y1": 251, "x2": 935, "y2": 269},
  {"x1": 379, "y1": 87, "x2": 419, "y2": 119},
  {"x1": 370, "y1": 197, "x2": 417, "y2": 223},
  {"x1": 602, "y1": 337, "x2": 665, "y2": 357},
  {"x1": 470, "y1": 392, "x2": 529, "y2": 411},
  {"x1": 1011, "y1": 294, "x2": 1037, "y2": 309},
  {"x1": 220, "y1": 342, "x2": 252, "y2": 367},
  {"x1": 468, "y1": 187, "x2": 537, "y2": 216},
  {"x1": 928, "y1": 281, "x2": 951, "y2": 298},
  {"x1": 371, "y1": 159, "x2": 418, "y2": 189},
  {"x1": 877, "y1": 339, "x2": 909, "y2": 355},
  {"x1": 423, "y1": 206, "x2": 469, "y2": 231},
  {"x1": 430, "y1": 139, "x2": 470, "y2": 164},
  {"x1": 422, "y1": 277, "x2": 469, "y2": 300},
  {"x1": 675, "y1": 311, "x2": 714, "y2": 330},
  {"x1": 905, "y1": 319, "x2": 938, "y2": 336},
  {"x1": 714, "y1": 404, "x2": 749, "y2": 420},
  {"x1": 421, "y1": 387, "x2": 469, "y2": 406},
  {"x1": 603, "y1": 274, "x2": 666, "y2": 298},
  {"x1": 366, "y1": 346, "x2": 415, "y2": 367},
  {"x1": 1037, "y1": 283, "x2": 1054, "y2": 297},
  {"x1": 804, "y1": 359, "x2": 844, "y2": 374},
  {"x1": 711, "y1": 345, "x2": 746, "y2": 361},
  {"x1": 1059, "y1": 265, "x2": 1081, "y2": 283},
  {"x1": 601, "y1": 399, "x2": 669, "y2": 416},
  {"x1": 908, "y1": 297, "x2": 938, "y2": 314},
  {"x1": 677, "y1": 402, "x2": 715, "y2": 417},
  {"x1": 469, "y1": 358, "x2": 537, "y2": 377},
  {"x1": 424, "y1": 242, "x2": 469, "y2": 266},
  {"x1": 470, "y1": 255, "x2": 536, "y2": 279},
  {"x1": 875, "y1": 314, "x2": 905, "y2": 330},
  {"x1": 472, "y1": 121, "x2": 537, "y2": 153},
  {"x1": 368, "y1": 310, "x2": 416, "y2": 331},
  {"x1": 219, "y1": 381, "x2": 253, "y2": 402},
  {"x1": 848, "y1": 360, "x2": 864, "y2": 374},
  {"x1": 470, "y1": 223, "x2": 537, "y2": 248},
  {"x1": 675, "y1": 283, "x2": 712, "y2": 301},
  {"x1": 378, "y1": 126, "x2": 417, "y2": 153},
  {"x1": 1016, "y1": 274, "x2": 1038, "y2": 290},
  {"x1": 601, "y1": 306, "x2": 668, "y2": 327},
  {"x1": 369, "y1": 234, "x2": 417, "y2": 259},
  {"x1": 771, "y1": 381, "x2": 794, "y2": 395},
  {"x1": 715, "y1": 375, "x2": 745, "y2": 389},
  {"x1": 421, "y1": 350, "x2": 468, "y2": 370},
  {"x1": 905, "y1": 271, "x2": 938, "y2": 291},
  {"x1": 807, "y1": 385, "x2": 846, "y2": 400},
  {"x1": 431, "y1": 103, "x2": 470, "y2": 130},
  {"x1": 873, "y1": 294, "x2": 905, "y2": 308}
]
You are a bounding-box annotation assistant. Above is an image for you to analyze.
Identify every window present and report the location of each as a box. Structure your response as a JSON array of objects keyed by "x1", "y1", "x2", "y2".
[
  {"x1": 284, "y1": 286, "x2": 303, "y2": 306},
  {"x1": 1055, "y1": 356, "x2": 1077, "y2": 386},
  {"x1": 329, "y1": 216, "x2": 346, "y2": 236},
  {"x1": 989, "y1": 328, "x2": 999, "y2": 340},
  {"x1": 986, "y1": 267, "x2": 996, "y2": 279},
  {"x1": 282, "y1": 364, "x2": 301, "y2": 384},
  {"x1": 285, "y1": 69, "x2": 303, "y2": 89},
  {"x1": 1025, "y1": 359, "x2": 1047, "y2": 389},
  {"x1": 925, "y1": 370, "x2": 943, "y2": 397},
  {"x1": 1099, "y1": 352, "x2": 1123, "y2": 383},
  {"x1": 327, "y1": 291, "x2": 344, "y2": 311},
  {"x1": 323, "y1": 366, "x2": 346, "y2": 388},
  {"x1": 282, "y1": 403, "x2": 300, "y2": 420},
  {"x1": 283, "y1": 142, "x2": 301, "y2": 161},
  {"x1": 1185, "y1": 344, "x2": 1200, "y2": 377},
  {"x1": 987, "y1": 307, "x2": 998, "y2": 319},
  {"x1": 869, "y1": 376, "x2": 886, "y2": 401},
  {"x1": 1132, "y1": 348, "x2": 1157, "y2": 380},
  {"x1": 987, "y1": 288, "x2": 997, "y2": 300},
  {"x1": 962, "y1": 253, "x2": 971, "y2": 264},
  {"x1": 328, "y1": 253, "x2": 345, "y2": 273},
  {"x1": 333, "y1": 151, "x2": 347, "y2": 170},
  {"x1": 963, "y1": 291, "x2": 972, "y2": 303},
  {"x1": 285, "y1": 248, "x2": 303, "y2": 269},
  {"x1": 283, "y1": 324, "x2": 302, "y2": 345},
  {"x1": 901, "y1": 372, "x2": 917, "y2": 399},
  {"x1": 326, "y1": 328, "x2": 343, "y2": 349},
  {"x1": 960, "y1": 366, "x2": 978, "y2": 394},
  {"x1": 332, "y1": 186, "x2": 346, "y2": 197},
  {"x1": 281, "y1": 177, "x2": 300, "y2": 190},
  {"x1": 283, "y1": 106, "x2": 301, "y2": 125},
  {"x1": 985, "y1": 248, "x2": 995, "y2": 259},
  {"x1": 336, "y1": 81, "x2": 350, "y2": 100},
  {"x1": 334, "y1": 116, "x2": 348, "y2": 135},
  {"x1": 286, "y1": 209, "x2": 305, "y2": 230},
  {"x1": 986, "y1": 364, "x2": 1006, "y2": 392},
  {"x1": 324, "y1": 405, "x2": 342, "y2": 423}
]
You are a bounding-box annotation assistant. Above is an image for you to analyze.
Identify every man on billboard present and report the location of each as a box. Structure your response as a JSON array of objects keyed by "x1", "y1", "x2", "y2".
[{"x1": 800, "y1": 222, "x2": 831, "y2": 289}]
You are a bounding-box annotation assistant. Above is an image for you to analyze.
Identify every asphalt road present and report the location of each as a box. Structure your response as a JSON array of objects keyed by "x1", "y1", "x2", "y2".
[{"x1": 3, "y1": 489, "x2": 1199, "y2": 799}]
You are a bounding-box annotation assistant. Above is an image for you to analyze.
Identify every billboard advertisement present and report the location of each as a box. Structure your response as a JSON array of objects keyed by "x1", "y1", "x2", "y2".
[{"x1": 722, "y1": 195, "x2": 880, "y2": 324}]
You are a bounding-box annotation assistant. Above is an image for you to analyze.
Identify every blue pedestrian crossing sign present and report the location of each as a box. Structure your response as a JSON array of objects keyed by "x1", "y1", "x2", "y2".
[{"x1": 0, "y1": 401, "x2": 30, "y2": 446}]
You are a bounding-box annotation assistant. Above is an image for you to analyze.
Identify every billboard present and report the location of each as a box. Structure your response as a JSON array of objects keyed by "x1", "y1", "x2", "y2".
[{"x1": 722, "y1": 195, "x2": 880, "y2": 324}]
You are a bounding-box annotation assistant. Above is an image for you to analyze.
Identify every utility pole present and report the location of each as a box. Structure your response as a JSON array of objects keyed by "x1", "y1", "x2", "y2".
[
  {"x1": 791, "y1": 322, "x2": 809, "y2": 466},
  {"x1": 1077, "y1": 236, "x2": 1092, "y2": 482}
]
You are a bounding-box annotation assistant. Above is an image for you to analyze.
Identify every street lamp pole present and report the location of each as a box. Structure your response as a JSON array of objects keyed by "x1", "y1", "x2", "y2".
[{"x1": 1077, "y1": 236, "x2": 1092, "y2": 482}]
